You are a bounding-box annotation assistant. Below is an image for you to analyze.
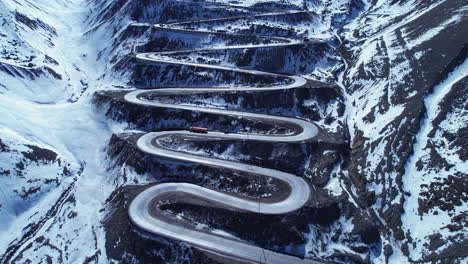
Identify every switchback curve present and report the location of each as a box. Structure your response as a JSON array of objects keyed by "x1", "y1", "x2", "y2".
[{"x1": 126, "y1": 8, "x2": 326, "y2": 264}]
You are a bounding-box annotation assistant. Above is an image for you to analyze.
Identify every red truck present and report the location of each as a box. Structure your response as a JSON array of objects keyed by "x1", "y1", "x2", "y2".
[{"x1": 189, "y1": 127, "x2": 209, "y2": 133}]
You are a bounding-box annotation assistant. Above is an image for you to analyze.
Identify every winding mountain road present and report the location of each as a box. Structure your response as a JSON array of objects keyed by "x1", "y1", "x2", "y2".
[{"x1": 126, "y1": 8, "x2": 327, "y2": 264}]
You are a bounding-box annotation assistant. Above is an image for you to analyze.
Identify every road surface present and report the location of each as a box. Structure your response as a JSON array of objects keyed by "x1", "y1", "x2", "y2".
[{"x1": 125, "y1": 8, "x2": 327, "y2": 264}]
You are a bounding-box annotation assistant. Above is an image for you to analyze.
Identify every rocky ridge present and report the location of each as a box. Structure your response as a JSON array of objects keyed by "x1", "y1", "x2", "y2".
[{"x1": 0, "y1": 0, "x2": 465, "y2": 263}]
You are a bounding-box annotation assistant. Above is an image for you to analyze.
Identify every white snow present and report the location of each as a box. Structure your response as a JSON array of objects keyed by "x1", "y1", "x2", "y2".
[
  {"x1": 400, "y1": 59, "x2": 468, "y2": 260},
  {"x1": 1, "y1": 0, "x2": 465, "y2": 262},
  {"x1": 403, "y1": 13, "x2": 463, "y2": 50},
  {"x1": 0, "y1": 0, "x2": 120, "y2": 262}
]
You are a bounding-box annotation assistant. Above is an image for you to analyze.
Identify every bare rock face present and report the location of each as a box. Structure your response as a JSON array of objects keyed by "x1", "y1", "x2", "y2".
[
  {"x1": 95, "y1": 0, "x2": 467, "y2": 263},
  {"x1": 1, "y1": 0, "x2": 466, "y2": 263},
  {"x1": 339, "y1": 0, "x2": 467, "y2": 262}
]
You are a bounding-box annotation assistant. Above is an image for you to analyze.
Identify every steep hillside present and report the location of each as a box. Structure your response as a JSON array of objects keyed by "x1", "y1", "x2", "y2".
[
  {"x1": 0, "y1": 0, "x2": 466, "y2": 263},
  {"x1": 340, "y1": 0, "x2": 467, "y2": 262},
  {"x1": 0, "y1": 0, "x2": 112, "y2": 263}
]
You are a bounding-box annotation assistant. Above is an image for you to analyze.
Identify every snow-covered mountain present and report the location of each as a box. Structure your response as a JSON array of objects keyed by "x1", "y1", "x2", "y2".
[
  {"x1": 0, "y1": 0, "x2": 113, "y2": 262},
  {"x1": 0, "y1": 0, "x2": 466, "y2": 263},
  {"x1": 340, "y1": 1, "x2": 467, "y2": 262}
]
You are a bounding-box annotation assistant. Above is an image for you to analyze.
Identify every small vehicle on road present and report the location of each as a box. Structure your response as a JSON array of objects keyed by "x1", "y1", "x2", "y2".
[{"x1": 190, "y1": 127, "x2": 209, "y2": 133}]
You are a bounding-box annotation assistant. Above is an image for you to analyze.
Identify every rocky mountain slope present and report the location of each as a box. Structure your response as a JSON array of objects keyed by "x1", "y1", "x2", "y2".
[
  {"x1": 0, "y1": 0, "x2": 112, "y2": 263},
  {"x1": 0, "y1": 0, "x2": 466, "y2": 263},
  {"x1": 340, "y1": 0, "x2": 467, "y2": 262}
]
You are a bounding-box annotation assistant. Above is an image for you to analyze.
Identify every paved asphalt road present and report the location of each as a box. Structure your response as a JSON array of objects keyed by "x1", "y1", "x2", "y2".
[{"x1": 126, "y1": 8, "x2": 328, "y2": 264}]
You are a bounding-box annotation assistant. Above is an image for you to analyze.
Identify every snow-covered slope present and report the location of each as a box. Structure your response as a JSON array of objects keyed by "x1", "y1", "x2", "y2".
[
  {"x1": 0, "y1": 0, "x2": 98, "y2": 102},
  {"x1": 0, "y1": 0, "x2": 466, "y2": 263},
  {"x1": 0, "y1": 0, "x2": 115, "y2": 263},
  {"x1": 340, "y1": 0, "x2": 467, "y2": 262}
]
